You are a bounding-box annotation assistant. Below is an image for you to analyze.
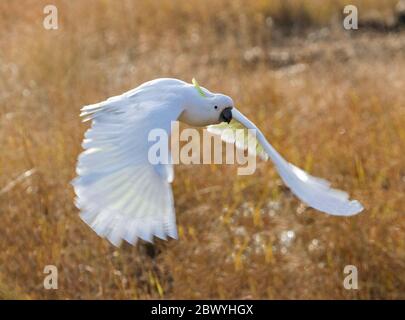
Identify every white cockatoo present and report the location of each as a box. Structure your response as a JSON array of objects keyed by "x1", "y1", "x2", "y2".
[{"x1": 73, "y1": 78, "x2": 363, "y2": 246}]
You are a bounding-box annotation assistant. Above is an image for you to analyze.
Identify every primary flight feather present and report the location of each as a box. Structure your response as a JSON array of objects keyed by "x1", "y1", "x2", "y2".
[{"x1": 73, "y1": 78, "x2": 363, "y2": 246}]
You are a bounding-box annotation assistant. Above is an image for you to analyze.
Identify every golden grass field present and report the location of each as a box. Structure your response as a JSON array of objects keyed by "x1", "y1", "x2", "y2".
[{"x1": 0, "y1": 0, "x2": 404, "y2": 299}]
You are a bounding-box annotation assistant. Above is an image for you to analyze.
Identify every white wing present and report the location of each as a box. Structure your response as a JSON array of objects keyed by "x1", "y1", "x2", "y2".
[
  {"x1": 207, "y1": 119, "x2": 269, "y2": 161},
  {"x1": 72, "y1": 94, "x2": 183, "y2": 246},
  {"x1": 208, "y1": 108, "x2": 364, "y2": 216}
]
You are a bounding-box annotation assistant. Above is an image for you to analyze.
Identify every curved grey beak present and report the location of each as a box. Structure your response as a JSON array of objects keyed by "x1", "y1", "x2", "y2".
[{"x1": 219, "y1": 107, "x2": 233, "y2": 123}]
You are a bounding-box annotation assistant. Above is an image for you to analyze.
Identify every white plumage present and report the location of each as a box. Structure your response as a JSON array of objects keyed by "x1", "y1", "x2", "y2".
[
  {"x1": 73, "y1": 78, "x2": 363, "y2": 246},
  {"x1": 209, "y1": 109, "x2": 363, "y2": 216}
]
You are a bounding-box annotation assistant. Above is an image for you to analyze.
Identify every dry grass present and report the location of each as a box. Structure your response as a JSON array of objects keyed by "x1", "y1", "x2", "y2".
[{"x1": 0, "y1": 0, "x2": 404, "y2": 299}]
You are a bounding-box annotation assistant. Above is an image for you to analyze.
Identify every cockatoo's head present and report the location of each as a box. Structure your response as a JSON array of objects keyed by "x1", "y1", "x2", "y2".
[{"x1": 180, "y1": 78, "x2": 234, "y2": 127}]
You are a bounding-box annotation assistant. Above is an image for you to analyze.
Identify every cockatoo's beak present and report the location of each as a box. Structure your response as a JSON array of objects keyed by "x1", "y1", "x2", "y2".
[{"x1": 219, "y1": 107, "x2": 233, "y2": 123}]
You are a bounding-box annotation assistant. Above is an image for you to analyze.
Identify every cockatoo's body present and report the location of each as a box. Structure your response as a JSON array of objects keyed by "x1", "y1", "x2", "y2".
[{"x1": 73, "y1": 78, "x2": 363, "y2": 246}]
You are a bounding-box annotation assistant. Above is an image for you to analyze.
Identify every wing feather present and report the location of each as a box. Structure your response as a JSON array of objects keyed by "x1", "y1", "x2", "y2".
[
  {"x1": 208, "y1": 108, "x2": 363, "y2": 216},
  {"x1": 73, "y1": 93, "x2": 183, "y2": 246},
  {"x1": 208, "y1": 120, "x2": 269, "y2": 160}
]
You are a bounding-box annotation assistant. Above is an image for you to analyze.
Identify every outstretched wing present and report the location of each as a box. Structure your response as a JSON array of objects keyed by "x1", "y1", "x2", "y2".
[
  {"x1": 72, "y1": 94, "x2": 184, "y2": 246},
  {"x1": 208, "y1": 108, "x2": 363, "y2": 216},
  {"x1": 207, "y1": 120, "x2": 269, "y2": 161}
]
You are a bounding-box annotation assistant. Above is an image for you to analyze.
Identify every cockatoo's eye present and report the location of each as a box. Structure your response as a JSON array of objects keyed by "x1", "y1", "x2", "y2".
[{"x1": 214, "y1": 106, "x2": 218, "y2": 109}]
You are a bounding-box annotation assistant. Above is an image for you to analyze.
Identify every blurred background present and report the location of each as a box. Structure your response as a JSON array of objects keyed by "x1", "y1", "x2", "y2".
[{"x1": 0, "y1": 0, "x2": 404, "y2": 299}]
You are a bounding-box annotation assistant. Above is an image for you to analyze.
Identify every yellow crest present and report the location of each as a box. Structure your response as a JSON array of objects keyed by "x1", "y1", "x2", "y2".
[{"x1": 192, "y1": 78, "x2": 206, "y2": 97}]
